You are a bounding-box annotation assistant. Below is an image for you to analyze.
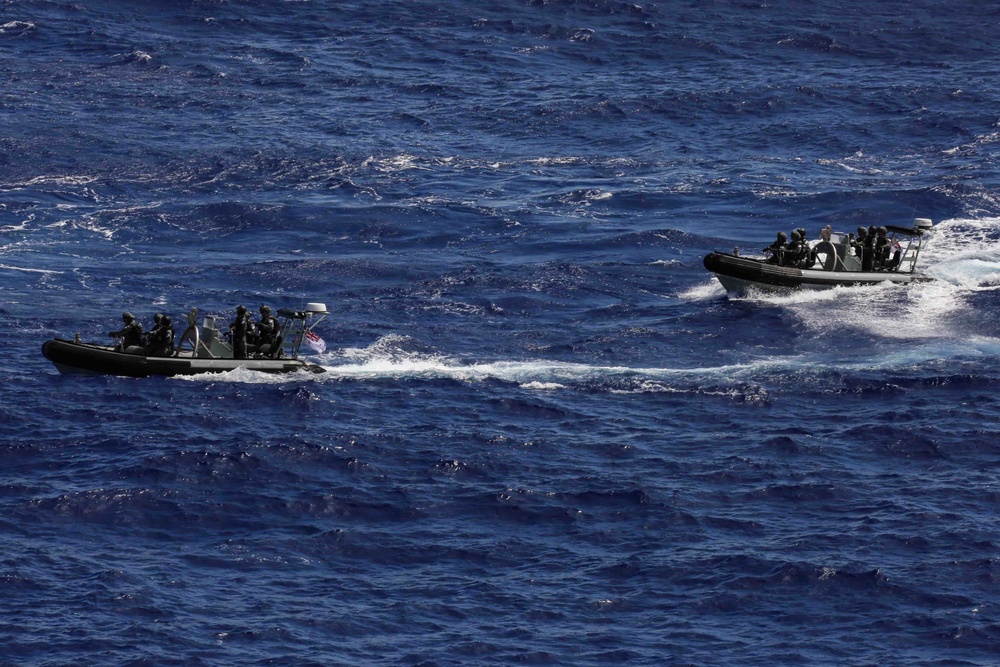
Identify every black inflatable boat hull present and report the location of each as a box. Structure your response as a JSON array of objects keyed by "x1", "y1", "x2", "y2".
[{"x1": 42, "y1": 339, "x2": 326, "y2": 378}]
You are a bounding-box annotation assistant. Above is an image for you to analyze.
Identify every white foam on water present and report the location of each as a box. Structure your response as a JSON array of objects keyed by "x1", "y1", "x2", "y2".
[
  {"x1": 677, "y1": 279, "x2": 725, "y2": 301},
  {"x1": 322, "y1": 355, "x2": 629, "y2": 385},
  {"x1": 172, "y1": 366, "x2": 290, "y2": 384},
  {"x1": 920, "y1": 217, "x2": 1000, "y2": 289},
  {"x1": 779, "y1": 280, "x2": 963, "y2": 340},
  {"x1": 173, "y1": 334, "x2": 772, "y2": 389},
  {"x1": 175, "y1": 219, "x2": 1000, "y2": 388},
  {"x1": 360, "y1": 154, "x2": 431, "y2": 173},
  {"x1": 728, "y1": 218, "x2": 1000, "y2": 344},
  {"x1": 170, "y1": 337, "x2": 995, "y2": 390},
  {"x1": 0, "y1": 264, "x2": 62, "y2": 274},
  {"x1": 15, "y1": 174, "x2": 98, "y2": 188},
  {"x1": 519, "y1": 382, "x2": 568, "y2": 391},
  {"x1": 870, "y1": 335, "x2": 1000, "y2": 370},
  {"x1": 246, "y1": 333, "x2": 889, "y2": 388}
]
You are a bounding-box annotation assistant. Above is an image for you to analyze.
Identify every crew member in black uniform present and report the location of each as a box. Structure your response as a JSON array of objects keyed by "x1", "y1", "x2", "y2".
[
  {"x1": 256, "y1": 305, "x2": 281, "y2": 357},
  {"x1": 231, "y1": 305, "x2": 249, "y2": 360},
  {"x1": 109, "y1": 312, "x2": 143, "y2": 352},
  {"x1": 763, "y1": 231, "x2": 787, "y2": 265},
  {"x1": 873, "y1": 226, "x2": 891, "y2": 270},
  {"x1": 145, "y1": 315, "x2": 175, "y2": 357},
  {"x1": 863, "y1": 226, "x2": 877, "y2": 270},
  {"x1": 784, "y1": 230, "x2": 808, "y2": 267},
  {"x1": 144, "y1": 313, "x2": 164, "y2": 347},
  {"x1": 851, "y1": 226, "x2": 872, "y2": 271}
]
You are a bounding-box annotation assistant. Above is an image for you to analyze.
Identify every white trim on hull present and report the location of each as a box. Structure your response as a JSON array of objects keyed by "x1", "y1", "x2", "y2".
[
  {"x1": 703, "y1": 219, "x2": 934, "y2": 295},
  {"x1": 713, "y1": 270, "x2": 921, "y2": 295}
]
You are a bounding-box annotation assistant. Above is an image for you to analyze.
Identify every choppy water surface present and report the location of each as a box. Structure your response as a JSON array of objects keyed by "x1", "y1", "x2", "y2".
[{"x1": 3, "y1": 1, "x2": 1000, "y2": 665}]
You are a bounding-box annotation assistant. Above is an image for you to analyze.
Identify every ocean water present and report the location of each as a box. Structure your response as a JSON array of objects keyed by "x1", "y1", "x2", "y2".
[{"x1": 3, "y1": 1, "x2": 1000, "y2": 664}]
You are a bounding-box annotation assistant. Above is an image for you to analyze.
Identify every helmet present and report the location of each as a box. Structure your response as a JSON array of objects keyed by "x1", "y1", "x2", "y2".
[
  {"x1": 877, "y1": 226, "x2": 887, "y2": 235},
  {"x1": 154, "y1": 313, "x2": 163, "y2": 324},
  {"x1": 791, "y1": 231, "x2": 801, "y2": 241},
  {"x1": 161, "y1": 316, "x2": 171, "y2": 326},
  {"x1": 777, "y1": 231, "x2": 787, "y2": 240},
  {"x1": 260, "y1": 305, "x2": 271, "y2": 315},
  {"x1": 122, "y1": 312, "x2": 134, "y2": 322},
  {"x1": 857, "y1": 227, "x2": 866, "y2": 236},
  {"x1": 237, "y1": 305, "x2": 246, "y2": 315}
]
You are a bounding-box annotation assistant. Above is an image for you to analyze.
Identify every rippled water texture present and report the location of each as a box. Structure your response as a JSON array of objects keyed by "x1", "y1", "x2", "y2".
[{"x1": 3, "y1": 1, "x2": 1000, "y2": 665}]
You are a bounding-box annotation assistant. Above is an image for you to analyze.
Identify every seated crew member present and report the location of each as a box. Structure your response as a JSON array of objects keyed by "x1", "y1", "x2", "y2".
[
  {"x1": 851, "y1": 227, "x2": 871, "y2": 271},
  {"x1": 145, "y1": 315, "x2": 174, "y2": 356},
  {"x1": 798, "y1": 245, "x2": 817, "y2": 269},
  {"x1": 784, "y1": 230, "x2": 806, "y2": 267},
  {"x1": 786, "y1": 228, "x2": 814, "y2": 268},
  {"x1": 245, "y1": 310, "x2": 258, "y2": 351},
  {"x1": 256, "y1": 305, "x2": 281, "y2": 357},
  {"x1": 796, "y1": 227, "x2": 811, "y2": 260},
  {"x1": 230, "y1": 305, "x2": 249, "y2": 360},
  {"x1": 109, "y1": 312, "x2": 143, "y2": 352},
  {"x1": 873, "y1": 226, "x2": 891, "y2": 270},
  {"x1": 144, "y1": 313, "x2": 163, "y2": 347},
  {"x1": 763, "y1": 231, "x2": 787, "y2": 265},
  {"x1": 865, "y1": 226, "x2": 877, "y2": 271}
]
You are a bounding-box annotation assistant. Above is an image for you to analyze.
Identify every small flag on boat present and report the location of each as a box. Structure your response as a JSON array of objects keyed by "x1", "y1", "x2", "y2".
[{"x1": 304, "y1": 329, "x2": 326, "y2": 354}]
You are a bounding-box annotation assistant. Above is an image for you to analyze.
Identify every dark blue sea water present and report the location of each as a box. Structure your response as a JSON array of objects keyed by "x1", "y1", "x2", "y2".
[{"x1": 3, "y1": 1, "x2": 1000, "y2": 664}]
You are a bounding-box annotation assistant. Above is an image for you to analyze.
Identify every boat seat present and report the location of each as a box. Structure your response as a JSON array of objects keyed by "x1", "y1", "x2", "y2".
[{"x1": 258, "y1": 334, "x2": 283, "y2": 359}]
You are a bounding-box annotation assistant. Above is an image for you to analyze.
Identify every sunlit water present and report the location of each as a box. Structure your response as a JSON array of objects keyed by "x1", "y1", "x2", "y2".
[{"x1": 3, "y1": 2, "x2": 1000, "y2": 665}]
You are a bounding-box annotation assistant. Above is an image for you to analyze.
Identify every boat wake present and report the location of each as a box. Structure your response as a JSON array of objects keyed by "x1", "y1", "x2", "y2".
[
  {"x1": 0, "y1": 263, "x2": 62, "y2": 274},
  {"x1": 920, "y1": 217, "x2": 1000, "y2": 289},
  {"x1": 174, "y1": 219, "x2": 1000, "y2": 389},
  {"x1": 172, "y1": 330, "x2": 1000, "y2": 395},
  {"x1": 685, "y1": 218, "x2": 1000, "y2": 342}
]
